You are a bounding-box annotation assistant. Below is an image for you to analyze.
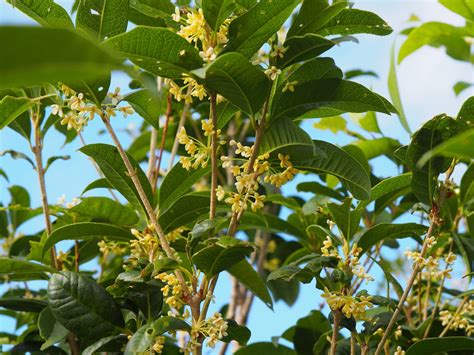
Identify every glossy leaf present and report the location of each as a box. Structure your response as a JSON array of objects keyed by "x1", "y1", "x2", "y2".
[
  {"x1": 272, "y1": 79, "x2": 396, "y2": 122},
  {"x1": 124, "y1": 316, "x2": 190, "y2": 354},
  {"x1": 0, "y1": 26, "x2": 119, "y2": 89},
  {"x1": 80, "y1": 143, "x2": 154, "y2": 213},
  {"x1": 83, "y1": 335, "x2": 128, "y2": 355},
  {"x1": 296, "y1": 140, "x2": 371, "y2": 200},
  {"x1": 405, "y1": 336, "x2": 474, "y2": 355},
  {"x1": 357, "y1": 223, "x2": 427, "y2": 254},
  {"x1": 457, "y1": 96, "x2": 474, "y2": 128},
  {"x1": 103, "y1": 26, "x2": 203, "y2": 78},
  {"x1": 204, "y1": 52, "x2": 270, "y2": 116},
  {"x1": 0, "y1": 96, "x2": 33, "y2": 130},
  {"x1": 42, "y1": 222, "x2": 134, "y2": 257},
  {"x1": 228, "y1": 260, "x2": 273, "y2": 308},
  {"x1": 70, "y1": 197, "x2": 139, "y2": 226},
  {"x1": 277, "y1": 34, "x2": 335, "y2": 68},
  {"x1": 202, "y1": 0, "x2": 235, "y2": 31},
  {"x1": 259, "y1": 119, "x2": 314, "y2": 155},
  {"x1": 124, "y1": 89, "x2": 162, "y2": 130},
  {"x1": 76, "y1": 0, "x2": 129, "y2": 42},
  {"x1": 6, "y1": 0, "x2": 73, "y2": 28},
  {"x1": 223, "y1": 0, "x2": 300, "y2": 58},
  {"x1": 48, "y1": 272, "x2": 124, "y2": 340},
  {"x1": 327, "y1": 199, "x2": 362, "y2": 240},
  {"x1": 418, "y1": 129, "x2": 474, "y2": 165},
  {"x1": 221, "y1": 320, "x2": 251, "y2": 345},
  {"x1": 38, "y1": 307, "x2": 68, "y2": 351},
  {"x1": 0, "y1": 257, "x2": 56, "y2": 276}
]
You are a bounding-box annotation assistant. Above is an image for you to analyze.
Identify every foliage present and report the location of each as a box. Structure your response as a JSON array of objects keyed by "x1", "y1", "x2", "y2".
[{"x1": 0, "y1": 0, "x2": 473, "y2": 355}]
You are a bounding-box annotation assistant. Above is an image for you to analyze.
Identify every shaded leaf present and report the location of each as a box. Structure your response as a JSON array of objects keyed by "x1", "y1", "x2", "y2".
[{"x1": 70, "y1": 197, "x2": 139, "y2": 226}]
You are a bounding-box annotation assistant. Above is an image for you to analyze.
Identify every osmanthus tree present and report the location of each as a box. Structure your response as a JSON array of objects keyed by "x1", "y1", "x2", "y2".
[{"x1": 0, "y1": 0, "x2": 473, "y2": 354}]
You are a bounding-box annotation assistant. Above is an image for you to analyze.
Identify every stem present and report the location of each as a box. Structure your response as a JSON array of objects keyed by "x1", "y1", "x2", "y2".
[
  {"x1": 168, "y1": 102, "x2": 190, "y2": 170},
  {"x1": 374, "y1": 220, "x2": 436, "y2": 355},
  {"x1": 100, "y1": 114, "x2": 188, "y2": 294},
  {"x1": 146, "y1": 128, "x2": 158, "y2": 182},
  {"x1": 209, "y1": 93, "x2": 218, "y2": 220},
  {"x1": 350, "y1": 333, "x2": 356, "y2": 355},
  {"x1": 423, "y1": 275, "x2": 432, "y2": 321},
  {"x1": 330, "y1": 310, "x2": 341, "y2": 355},
  {"x1": 152, "y1": 93, "x2": 172, "y2": 190}
]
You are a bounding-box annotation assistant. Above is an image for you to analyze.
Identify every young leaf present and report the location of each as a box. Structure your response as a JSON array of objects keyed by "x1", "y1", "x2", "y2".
[
  {"x1": 405, "y1": 336, "x2": 474, "y2": 355},
  {"x1": 77, "y1": 0, "x2": 130, "y2": 42},
  {"x1": 316, "y1": 9, "x2": 392, "y2": 37},
  {"x1": 399, "y1": 22, "x2": 470, "y2": 63},
  {"x1": 124, "y1": 89, "x2": 163, "y2": 130},
  {"x1": 296, "y1": 140, "x2": 371, "y2": 200},
  {"x1": 349, "y1": 137, "x2": 400, "y2": 160},
  {"x1": 272, "y1": 79, "x2": 396, "y2": 122},
  {"x1": 439, "y1": 0, "x2": 474, "y2": 21},
  {"x1": 227, "y1": 260, "x2": 273, "y2": 309},
  {"x1": 80, "y1": 143, "x2": 154, "y2": 213},
  {"x1": 223, "y1": 0, "x2": 300, "y2": 58},
  {"x1": 0, "y1": 96, "x2": 34, "y2": 130},
  {"x1": 356, "y1": 223, "x2": 427, "y2": 254},
  {"x1": 124, "y1": 317, "x2": 190, "y2": 354},
  {"x1": 6, "y1": 0, "x2": 73, "y2": 28},
  {"x1": 0, "y1": 26, "x2": 119, "y2": 89},
  {"x1": 418, "y1": 129, "x2": 474, "y2": 165},
  {"x1": 204, "y1": 52, "x2": 270, "y2": 117},
  {"x1": 48, "y1": 272, "x2": 125, "y2": 341},
  {"x1": 70, "y1": 197, "x2": 139, "y2": 226},
  {"x1": 202, "y1": 0, "x2": 236, "y2": 31},
  {"x1": 453, "y1": 81, "x2": 473, "y2": 96},
  {"x1": 388, "y1": 44, "x2": 410, "y2": 133},
  {"x1": 42, "y1": 222, "x2": 134, "y2": 258},
  {"x1": 103, "y1": 26, "x2": 203, "y2": 78}
]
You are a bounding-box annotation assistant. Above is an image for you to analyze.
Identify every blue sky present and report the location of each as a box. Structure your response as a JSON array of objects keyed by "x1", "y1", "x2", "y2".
[{"x1": 1, "y1": 0, "x2": 473, "y2": 351}]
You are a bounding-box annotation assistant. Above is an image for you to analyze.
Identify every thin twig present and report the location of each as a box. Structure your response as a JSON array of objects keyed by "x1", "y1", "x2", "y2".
[
  {"x1": 330, "y1": 310, "x2": 341, "y2": 355},
  {"x1": 210, "y1": 93, "x2": 218, "y2": 220},
  {"x1": 168, "y1": 102, "x2": 190, "y2": 170},
  {"x1": 146, "y1": 128, "x2": 158, "y2": 182},
  {"x1": 152, "y1": 93, "x2": 172, "y2": 190}
]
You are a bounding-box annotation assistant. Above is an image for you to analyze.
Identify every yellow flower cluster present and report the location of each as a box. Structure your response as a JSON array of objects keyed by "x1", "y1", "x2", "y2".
[
  {"x1": 166, "y1": 77, "x2": 207, "y2": 104},
  {"x1": 130, "y1": 228, "x2": 161, "y2": 263},
  {"x1": 405, "y1": 245, "x2": 455, "y2": 281},
  {"x1": 155, "y1": 272, "x2": 187, "y2": 310},
  {"x1": 263, "y1": 154, "x2": 299, "y2": 188},
  {"x1": 185, "y1": 312, "x2": 228, "y2": 353},
  {"x1": 152, "y1": 335, "x2": 166, "y2": 353},
  {"x1": 439, "y1": 300, "x2": 474, "y2": 335},
  {"x1": 394, "y1": 346, "x2": 406, "y2": 355},
  {"x1": 52, "y1": 85, "x2": 133, "y2": 132},
  {"x1": 321, "y1": 289, "x2": 374, "y2": 319},
  {"x1": 97, "y1": 240, "x2": 128, "y2": 258}
]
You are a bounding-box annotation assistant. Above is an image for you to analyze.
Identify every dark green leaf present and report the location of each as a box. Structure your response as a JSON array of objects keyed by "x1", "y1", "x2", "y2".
[
  {"x1": 125, "y1": 89, "x2": 162, "y2": 130},
  {"x1": 159, "y1": 192, "x2": 210, "y2": 232},
  {"x1": 0, "y1": 257, "x2": 56, "y2": 276},
  {"x1": 83, "y1": 335, "x2": 128, "y2": 355},
  {"x1": 103, "y1": 26, "x2": 203, "y2": 78},
  {"x1": 457, "y1": 96, "x2": 474, "y2": 128},
  {"x1": 0, "y1": 298, "x2": 47, "y2": 313},
  {"x1": 6, "y1": 0, "x2": 73, "y2": 28},
  {"x1": 259, "y1": 119, "x2": 314, "y2": 155},
  {"x1": 38, "y1": 307, "x2": 68, "y2": 351},
  {"x1": 277, "y1": 34, "x2": 335, "y2": 68},
  {"x1": 70, "y1": 197, "x2": 139, "y2": 226},
  {"x1": 48, "y1": 272, "x2": 124, "y2": 340},
  {"x1": 235, "y1": 342, "x2": 296, "y2": 355},
  {"x1": 405, "y1": 336, "x2": 474, "y2": 355},
  {"x1": 327, "y1": 198, "x2": 362, "y2": 240},
  {"x1": 202, "y1": 0, "x2": 236, "y2": 31},
  {"x1": 221, "y1": 319, "x2": 251, "y2": 345}
]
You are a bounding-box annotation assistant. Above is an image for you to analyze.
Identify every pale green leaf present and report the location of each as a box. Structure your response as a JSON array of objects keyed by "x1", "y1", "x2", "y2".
[
  {"x1": 439, "y1": 0, "x2": 474, "y2": 20},
  {"x1": 6, "y1": 0, "x2": 73, "y2": 28},
  {"x1": 418, "y1": 129, "x2": 474, "y2": 165},
  {"x1": 388, "y1": 44, "x2": 410, "y2": 133},
  {"x1": 0, "y1": 96, "x2": 33, "y2": 130}
]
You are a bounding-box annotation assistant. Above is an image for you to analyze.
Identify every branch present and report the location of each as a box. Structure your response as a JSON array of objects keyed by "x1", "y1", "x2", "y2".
[{"x1": 210, "y1": 93, "x2": 218, "y2": 220}]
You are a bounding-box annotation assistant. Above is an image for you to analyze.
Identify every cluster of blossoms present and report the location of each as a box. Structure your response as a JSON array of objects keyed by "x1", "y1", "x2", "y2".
[
  {"x1": 320, "y1": 237, "x2": 375, "y2": 319},
  {"x1": 155, "y1": 272, "x2": 187, "y2": 310},
  {"x1": 165, "y1": 77, "x2": 207, "y2": 104},
  {"x1": 394, "y1": 346, "x2": 406, "y2": 355},
  {"x1": 177, "y1": 119, "x2": 224, "y2": 170},
  {"x1": 97, "y1": 240, "x2": 128, "y2": 259},
  {"x1": 56, "y1": 194, "x2": 81, "y2": 208},
  {"x1": 129, "y1": 227, "x2": 161, "y2": 263},
  {"x1": 439, "y1": 300, "x2": 474, "y2": 335},
  {"x1": 51, "y1": 85, "x2": 133, "y2": 132},
  {"x1": 185, "y1": 312, "x2": 228, "y2": 353},
  {"x1": 151, "y1": 335, "x2": 166, "y2": 353}
]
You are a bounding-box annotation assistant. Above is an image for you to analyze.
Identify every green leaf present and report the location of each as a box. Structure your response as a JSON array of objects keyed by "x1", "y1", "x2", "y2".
[
  {"x1": 42, "y1": 222, "x2": 134, "y2": 258},
  {"x1": 83, "y1": 335, "x2": 128, "y2": 355},
  {"x1": 103, "y1": 26, "x2": 203, "y2": 78},
  {"x1": 316, "y1": 9, "x2": 392, "y2": 37},
  {"x1": 82, "y1": 178, "x2": 114, "y2": 195},
  {"x1": 457, "y1": 96, "x2": 474, "y2": 128},
  {"x1": 235, "y1": 342, "x2": 296, "y2": 355},
  {"x1": 193, "y1": 237, "x2": 253, "y2": 277},
  {"x1": 388, "y1": 44, "x2": 410, "y2": 133},
  {"x1": 0, "y1": 298, "x2": 47, "y2": 313},
  {"x1": 202, "y1": 0, "x2": 236, "y2": 31},
  {"x1": 48, "y1": 272, "x2": 124, "y2": 340},
  {"x1": 80, "y1": 143, "x2": 154, "y2": 213},
  {"x1": 221, "y1": 320, "x2": 251, "y2": 345},
  {"x1": 223, "y1": 0, "x2": 300, "y2": 58},
  {"x1": 272, "y1": 79, "x2": 396, "y2": 122},
  {"x1": 296, "y1": 140, "x2": 371, "y2": 200},
  {"x1": 38, "y1": 307, "x2": 68, "y2": 351},
  {"x1": 405, "y1": 336, "x2": 474, "y2": 355},
  {"x1": 357, "y1": 223, "x2": 427, "y2": 254},
  {"x1": 439, "y1": 0, "x2": 474, "y2": 21},
  {"x1": 399, "y1": 22, "x2": 471, "y2": 63},
  {"x1": 345, "y1": 70, "x2": 379, "y2": 80},
  {"x1": 0, "y1": 96, "x2": 33, "y2": 130},
  {"x1": 77, "y1": 0, "x2": 129, "y2": 42},
  {"x1": 124, "y1": 316, "x2": 190, "y2": 354},
  {"x1": 259, "y1": 119, "x2": 314, "y2": 155},
  {"x1": 313, "y1": 116, "x2": 347, "y2": 134},
  {"x1": 124, "y1": 89, "x2": 162, "y2": 130},
  {"x1": 277, "y1": 34, "x2": 335, "y2": 68},
  {"x1": 70, "y1": 197, "x2": 139, "y2": 226},
  {"x1": 418, "y1": 129, "x2": 474, "y2": 165},
  {"x1": 8, "y1": 185, "x2": 32, "y2": 229},
  {"x1": 287, "y1": 0, "x2": 347, "y2": 38},
  {"x1": 159, "y1": 164, "x2": 211, "y2": 213},
  {"x1": 453, "y1": 81, "x2": 473, "y2": 96},
  {"x1": 407, "y1": 114, "x2": 459, "y2": 206},
  {"x1": 228, "y1": 260, "x2": 273, "y2": 308},
  {"x1": 0, "y1": 26, "x2": 119, "y2": 89},
  {"x1": 0, "y1": 257, "x2": 56, "y2": 276},
  {"x1": 6, "y1": 0, "x2": 73, "y2": 28},
  {"x1": 129, "y1": 0, "x2": 174, "y2": 21},
  {"x1": 349, "y1": 138, "x2": 400, "y2": 160},
  {"x1": 461, "y1": 164, "x2": 474, "y2": 206},
  {"x1": 327, "y1": 199, "x2": 362, "y2": 240},
  {"x1": 204, "y1": 52, "x2": 270, "y2": 117},
  {"x1": 297, "y1": 181, "x2": 344, "y2": 201}
]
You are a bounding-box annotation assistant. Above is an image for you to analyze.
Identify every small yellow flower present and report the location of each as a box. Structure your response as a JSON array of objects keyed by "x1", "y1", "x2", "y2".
[
  {"x1": 394, "y1": 346, "x2": 405, "y2": 355},
  {"x1": 264, "y1": 66, "x2": 281, "y2": 80}
]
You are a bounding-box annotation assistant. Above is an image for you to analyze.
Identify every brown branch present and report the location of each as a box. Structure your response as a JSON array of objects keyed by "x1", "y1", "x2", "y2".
[
  {"x1": 210, "y1": 93, "x2": 218, "y2": 220},
  {"x1": 330, "y1": 310, "x2": 341, "y2": 355}
]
